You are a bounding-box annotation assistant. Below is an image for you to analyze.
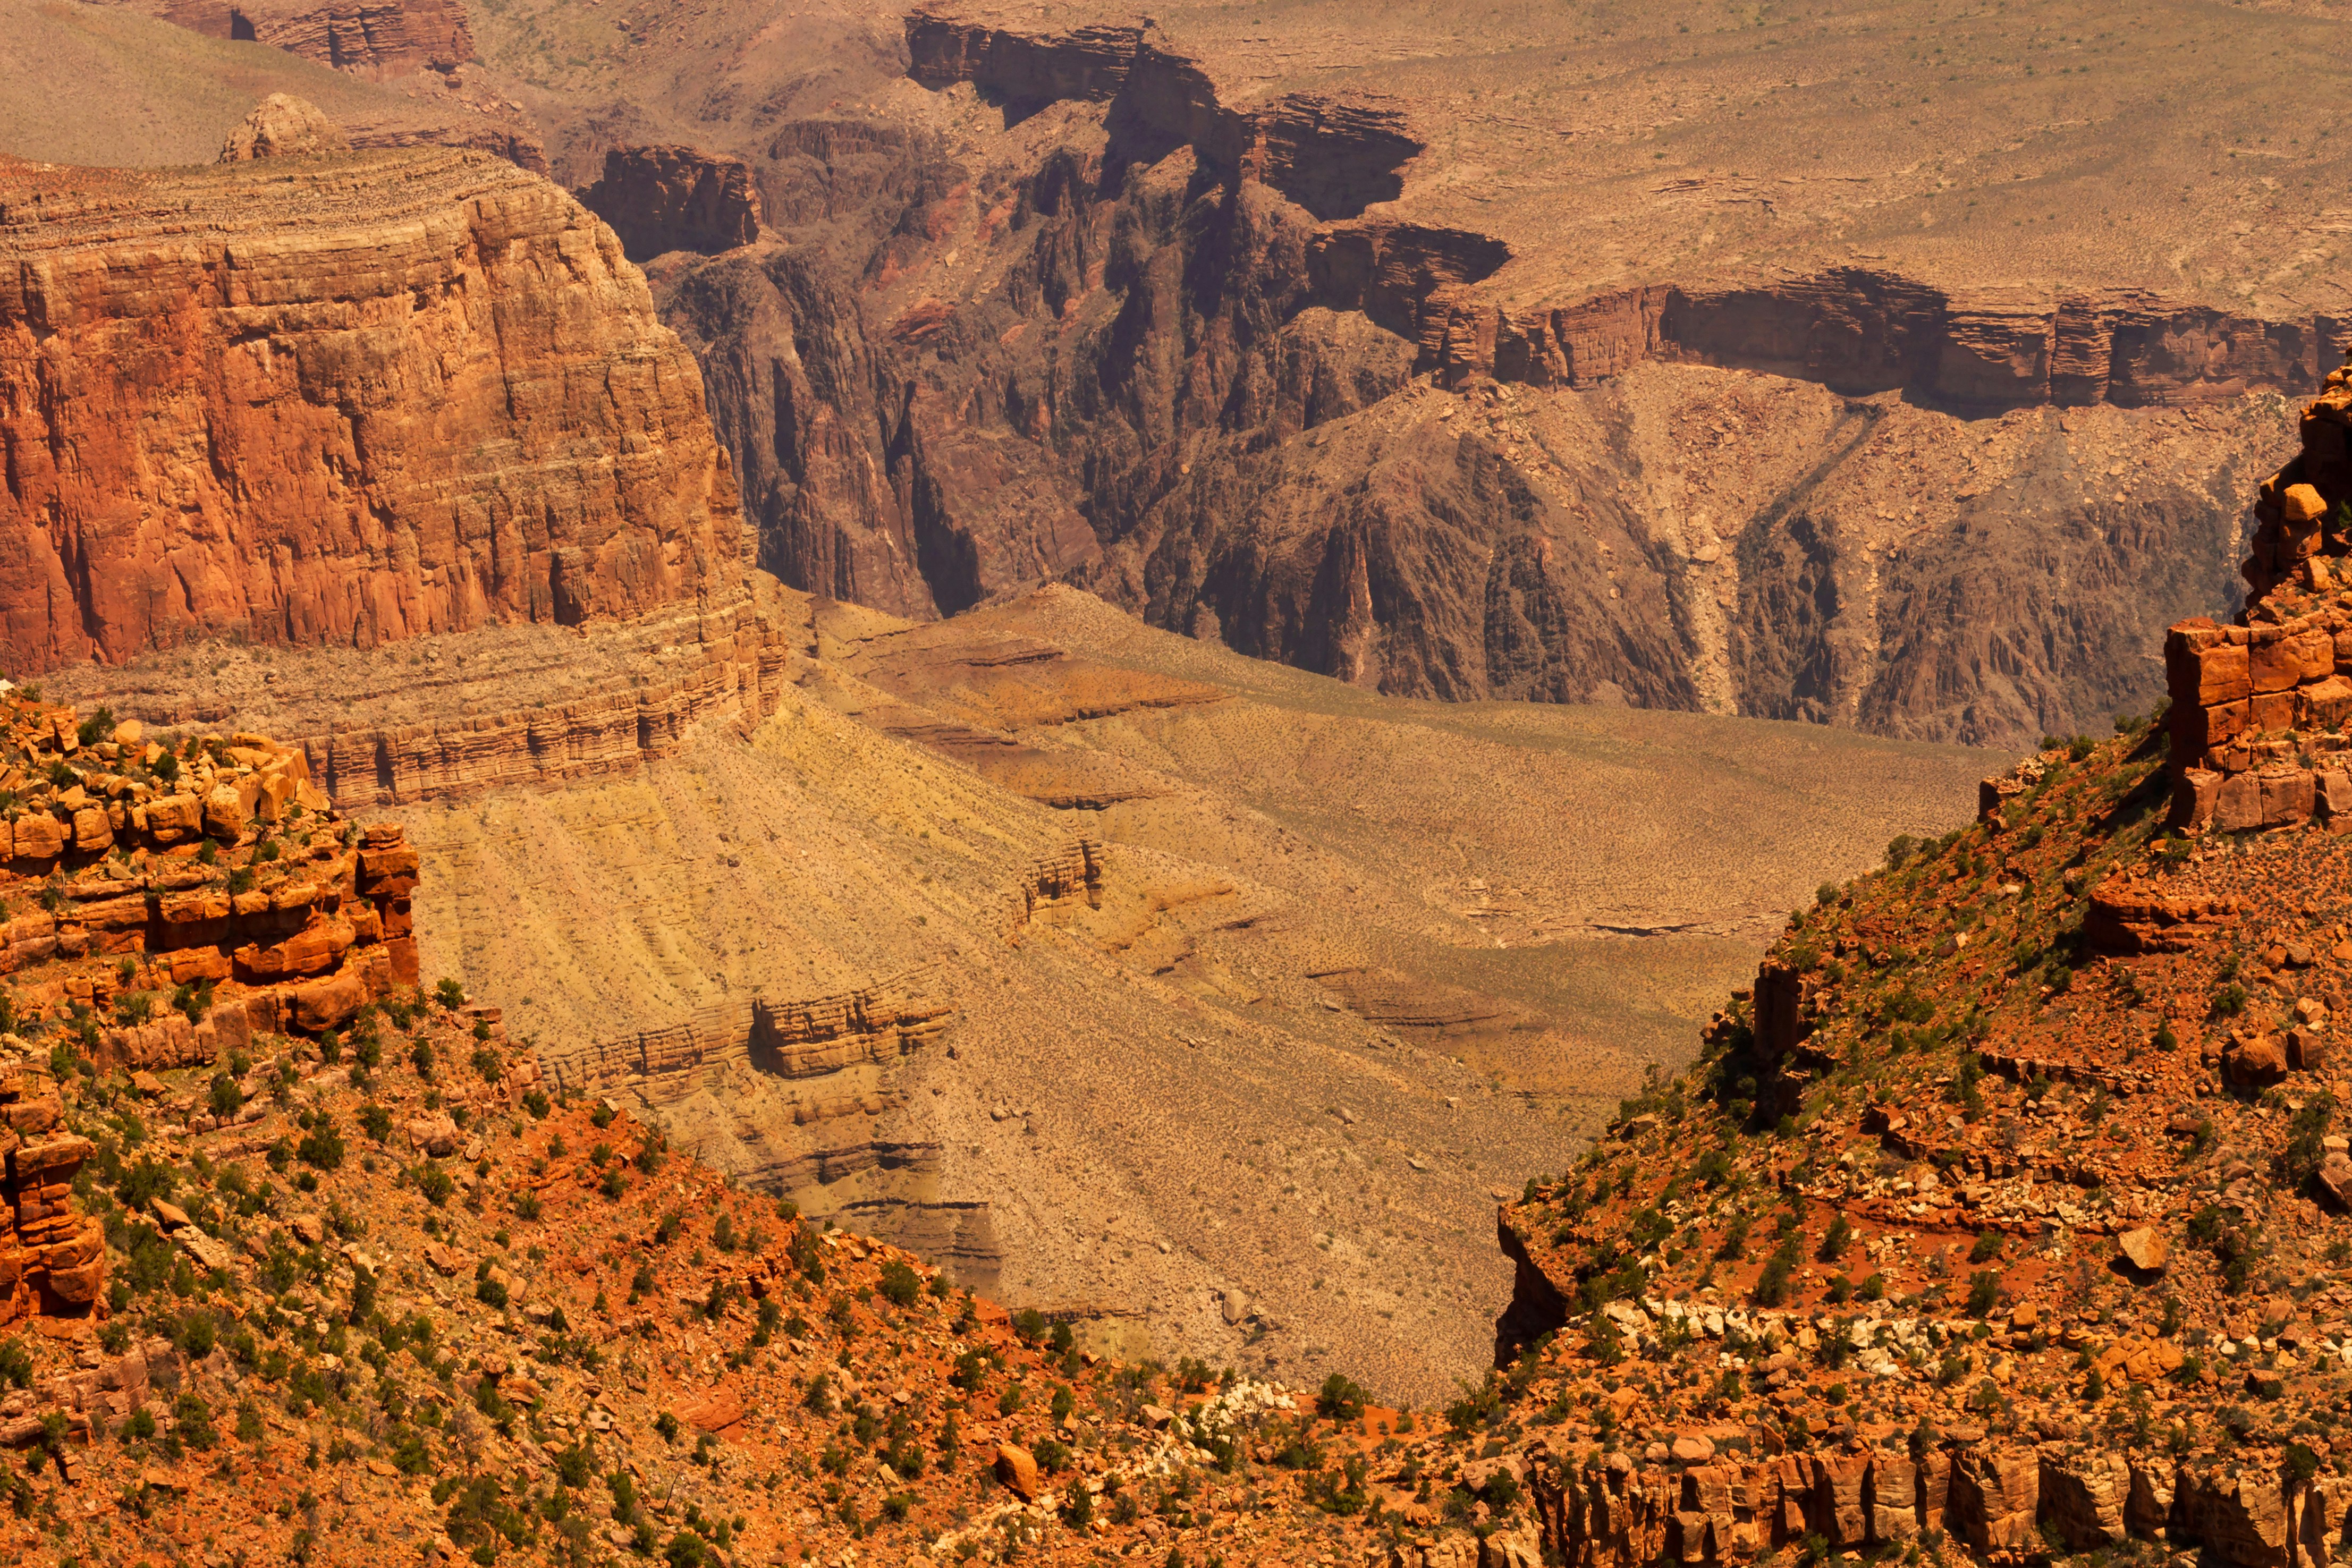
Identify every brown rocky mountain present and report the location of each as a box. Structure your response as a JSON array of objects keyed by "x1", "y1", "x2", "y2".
[{"x1": 323, "y1": 0, "x2": 2335, "y2": 749}]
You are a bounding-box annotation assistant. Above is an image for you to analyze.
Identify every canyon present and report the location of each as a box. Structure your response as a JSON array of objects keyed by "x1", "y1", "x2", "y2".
[
  {"x1": 0, "y1": 9, "x2": 2347, "y2": 1567},
  {"x1": 521, "y1": 0, "x2": 2349, "y2": 749},
  {"x1": 14, "y1": 0, "x2": 2345, "y2": 747},
  {"x1": 44, "y1": 570, "x2": 1990, "y2": 1399}
]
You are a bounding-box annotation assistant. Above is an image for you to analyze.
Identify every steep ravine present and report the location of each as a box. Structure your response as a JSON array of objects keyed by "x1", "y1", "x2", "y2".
[{"x1": 621, "y1": 14, "x2": 2306, "y2": 750}]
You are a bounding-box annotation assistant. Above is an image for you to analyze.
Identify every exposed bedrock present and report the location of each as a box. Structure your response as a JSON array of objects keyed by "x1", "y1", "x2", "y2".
[
  {"x1": 152, "y1": 0, "x2": 474, "y2": 80},
  {"x1": 581, "y1": 144, "x2": 764, "y2": 262},
  {"x1": 1439, "y1": 269, "x2": 2349, "y2": 410},
  {"x1": 0, "y1": 140, "x2": 742, "y2": 675}
]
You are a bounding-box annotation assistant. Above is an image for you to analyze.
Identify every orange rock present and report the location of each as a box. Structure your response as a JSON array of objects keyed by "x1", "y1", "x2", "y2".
[
  {"x1": 2222, "y1": 1035, "x2": 2289, "y2": 1088},
  {"x1": 0, "y1": 146, "x2": 743, "y2": 675},
  {"x1": 287, "y1": 970, "x2": 368, "y2": 1032},
  {"x1": 994, "y1": 1442, "x2": 1041, "y2": 1500},
  {"x1": 679, "y1": 1388, "x2": 746, "y2": 1433}
]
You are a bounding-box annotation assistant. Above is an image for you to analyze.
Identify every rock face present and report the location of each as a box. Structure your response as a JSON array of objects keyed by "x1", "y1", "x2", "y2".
[
  {"x1": 216, "y1": 92, "x2": 350, "y2": 160},
  {"x1": 0, "y1": 699, "x2": 422, "y2": 1056},
  {"x1": 903, "y1": 16, "x2": 1422, "y2": 221},
  {"x1": 0, "y1": 144, "x2": 742, "y2": 675},
  {"x1": 291, "y1": 606, "x2": 795, "y2": 808},
  {"x1": 635, "y1": 14, "x2": 2294, "y2": 747},
  {"x1": 2164, "y1": 358, "x2": 2352, "y2": 830},
  {"x1": 0, "y1": 696, "x2": 432, "y2": 1327},
  {"x1": 581, "y1": 145, "x2": 764, "y2": 262},
  {"x1": 153, "y1": 0, "x2": 474, "y2": 79},
  {"x1": 1430, "y1": 269, "x2": 2348, "y2": 408},
  {"x1": 1, "y1": 1083, "x2": 104, "y2": 1322}
]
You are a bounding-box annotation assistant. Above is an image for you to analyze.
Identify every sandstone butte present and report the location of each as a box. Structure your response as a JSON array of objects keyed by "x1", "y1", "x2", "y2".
[{"x1": 0, "y1": 111, "x2": 743, "y2": 676}]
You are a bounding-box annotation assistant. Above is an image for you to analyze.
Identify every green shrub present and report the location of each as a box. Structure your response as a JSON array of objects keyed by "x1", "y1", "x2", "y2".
[
  {"x1": 1317, "y1": 1371, "x2": 1367, "y2": 1423},
  {"x1": 877, "y1": 1260, "x2": 921, "y2": 1308}
]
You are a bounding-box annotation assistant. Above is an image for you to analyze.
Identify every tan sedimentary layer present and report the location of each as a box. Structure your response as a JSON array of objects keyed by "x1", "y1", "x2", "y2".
[
  {"x1": 290, "y1": 620, "x2": 795, "y2": 809},
  {"x1": 535, "y1": 966, "x2": 953, "y2": 1098}
]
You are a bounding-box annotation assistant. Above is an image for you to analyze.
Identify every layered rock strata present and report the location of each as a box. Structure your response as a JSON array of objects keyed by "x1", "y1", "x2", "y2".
[
  {"x1": 0, "y1": 698, "x2": 419, "y2": 1056},
  {"x1": 645, "y1": 11, "x2": 2288, "y2": 748},
  {"x1": 1431, "y1": 271, "x2": 2349, "y2": 410},
  {"x1": 904, "y1": 15, "x2": 1420, "y2": 221},
  {"x1": 0, "y1": 1073, "x2": 104, "y2": 1323},
  {"x1": 290, "y1": 616, "x2": 795, "y2": 809},
  {"x1": 581, "y1": 145, "x2": 764, "y2": 262},
  {"x1": 535, "y1": 970, "x2": 952, "y2": 1097},
  {"x1": 0, "y1": 139, "x2": 742, "y2": 675},
  {"x1": 1510, "y1": 1434, "x2": 2352, "y2": 1568},
  {"x1": 2166, "y1": 355, "x2": 2352, "y2": 830},
  {"x1": 152, "y1": 0, "x2": 474, "y2": 79}
]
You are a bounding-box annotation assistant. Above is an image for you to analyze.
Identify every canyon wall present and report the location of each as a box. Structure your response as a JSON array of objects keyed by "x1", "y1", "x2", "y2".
[
  {"x1": 152, "y1": 0, "x2": 473, "y2": 79},
  {"x1": 904, "y1": 15, "x2": 1422, "y2": 221},
  {"x1": 581, "y1": 145, "x2": 764, "y2": 262},
  {"x1": 291, "y1": 615, "x2": 796, "y2": 809},
  {"x1": 1437, "y1": 272, "x2": 2348, "y2": 410},
  {"x1": 620, "y1": 13, "x2": 2304, "y2": 747},
  {"x1": 0, "y1": 142, "x2": 742, "y2": 676}
]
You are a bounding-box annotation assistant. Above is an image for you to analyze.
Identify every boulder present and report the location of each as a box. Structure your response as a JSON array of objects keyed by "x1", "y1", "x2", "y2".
[
  {"x1": 406, "y1": 1114, "x2": 461, "y2": 1158},
  {"x1": 678, "y1": 1388, "x2": 743, "y2": 1433},
  {"x1": 2316, "y1": 1150, "x2": 2352, "y2": 1212},
  {"x1": 994, "y1": 1442, "x2": 1040, "y2": 1500},
  {"x1": 2117, "y1": 1227, "x2": 2169, "y2": 1274},
  {"x1": 2222, "y1": 1035, "x2": 2289, "y2": 1088},
  {"x1": 1670, "y1": 1433, "x2": 1715, "y2": 1464},
  {"x1": 287, "y1": 970, "x2": 367, "y2": 1032}
]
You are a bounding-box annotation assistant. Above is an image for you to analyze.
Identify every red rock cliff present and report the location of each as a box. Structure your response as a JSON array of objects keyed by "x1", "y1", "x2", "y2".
[
  {"x1": 0, "y1": 145, "x2": 744, "y2": 675},
  {"x1": 154, "y1": 0, "x2": 474, "y2": 79}
]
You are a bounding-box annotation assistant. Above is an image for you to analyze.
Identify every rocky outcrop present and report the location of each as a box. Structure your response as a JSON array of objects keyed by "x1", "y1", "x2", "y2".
[
  {"x1": 217, "y1": 92, "x2": 350, "y2": 160},
  {"x1": 1, "y1": 1080, "x2": 104, "y2": 1323},
  {"x1": 903, "y1": 15, "x2": 1420, "y2": 221},
  {"x1": 904, "y1": 16, "x2": 1140, "y2": 103},
  {"x1": 0, "y1": 143, "x2": 741, "y2": 676},
  {"x1": 533, "y1": 968, "x2": 984, "y2": 1284},
  {"x1": 581, "y1": 145, "x2": 764, "y2": 262},
  {"x1": 2164, "y1": 357, "x2": 2352, "y2": 829},
  {"x1": 0, "y1": 697, "x2": 438, "y2": 1328},
  {"x1": 292, "y1": 616, "x2": 794, "y2": 809},
  {"x1": 1013, "y1": 836, "x2": 1103, "y2": 927},
  {"x1": 1534, "y1": 1443, "x2": 2347, "y2": 1568},
  {"x1": 0, "y1": 701, "x2": 421, "y2": 1054},
  {"x1": 154, "y1": 0, "x2": 474, "y2": 79},
  {"x1": 1307, "y1": 221, "x2": 1512, "y2": 343},
  {"x1": 1427, "y1": 270, "x2": 2348, "y2": 410}
]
